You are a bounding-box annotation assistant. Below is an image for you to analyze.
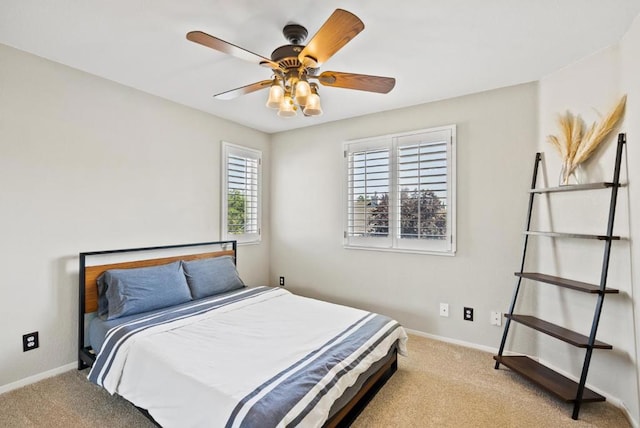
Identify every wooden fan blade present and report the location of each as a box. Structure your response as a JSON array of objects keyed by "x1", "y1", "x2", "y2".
[
  {"x1": 317, "y1": 71, "x2": 395, "y2": 94},
  {"x1": 187, "y1": 31, "x2": 280, "y2": 69},
  {"x1": 213, "y1": 80, "x2": 273, "y2": 100},
  {"x1": 298, "y1": 9, "x2": 364, "y2": 67}
]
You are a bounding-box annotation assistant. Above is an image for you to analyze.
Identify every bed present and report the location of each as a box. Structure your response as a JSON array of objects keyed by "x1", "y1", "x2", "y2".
[{"x1": 78, "y1": 241, "x2": 408, "y2": 427}]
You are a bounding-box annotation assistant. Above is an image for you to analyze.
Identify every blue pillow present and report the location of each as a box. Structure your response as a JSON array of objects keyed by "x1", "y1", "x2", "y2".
[
  {"x1": 96, "y1": 274, "x2": 109, "y2": 319},
  {"x1": 101, "y1": 261, "x2": 192, "y2": 320},
  {"x1": 182, "y1": 256, "x2": 244, "y2": 299}
]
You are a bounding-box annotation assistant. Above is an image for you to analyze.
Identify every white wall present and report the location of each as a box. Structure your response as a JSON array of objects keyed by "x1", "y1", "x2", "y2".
[
  {"x1": 0, "y1": 44, "x2": 271, "y2": 388},
  {"x1": 269, "y1": 83, "x2": 539, "y2": 352},
  {"x1": 536, "y1": 17, "x2": 640, "y2": 423}
]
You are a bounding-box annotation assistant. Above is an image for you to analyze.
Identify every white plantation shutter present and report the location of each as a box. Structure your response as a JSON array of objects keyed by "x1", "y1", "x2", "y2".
[
  {"x1": 222, "y1": 142, "x2": 262, "y2": 243},
  {"x1": 397, "y1": 142, "x2": 447, "y2": 238},
  {"x1": 344, "y1": 126, "x2": 456, "y2": 254},
  {"x1": 346, "y1": 141, "x2": 392, "y2": 248},
  {"x1": 395, "y1": 129, "x2": 453, "y2": 252},
  {"x1": 227, "y1": 154, "x2": 259, "y2": 233}
]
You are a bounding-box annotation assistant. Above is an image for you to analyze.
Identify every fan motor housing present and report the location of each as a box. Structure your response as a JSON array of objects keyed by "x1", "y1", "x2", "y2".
[{"x1": 271, "y1": 45, "x2": 303, "y2": 69}]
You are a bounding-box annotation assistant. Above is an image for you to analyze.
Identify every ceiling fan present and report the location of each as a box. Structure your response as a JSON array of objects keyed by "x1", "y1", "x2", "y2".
[{"x1": 186, "y1": 9, "x2": 396, "y2": 117}]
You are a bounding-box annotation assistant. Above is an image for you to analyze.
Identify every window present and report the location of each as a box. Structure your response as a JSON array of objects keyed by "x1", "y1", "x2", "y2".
[
  {"x1": 344, "y1": 125, "x2": 456, "y2": 255},
  {"x1": 221, "y1": 142, "x2": 262, "y2": 244}
]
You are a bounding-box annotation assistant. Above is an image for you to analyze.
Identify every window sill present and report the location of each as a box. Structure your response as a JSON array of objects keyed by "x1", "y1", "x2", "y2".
[
  {"x1": 343, "y1": 244, "x2": 456, "y2": 257},
  {"x1": 236, "y1": 239, "x2": 262, "y2": 246}
]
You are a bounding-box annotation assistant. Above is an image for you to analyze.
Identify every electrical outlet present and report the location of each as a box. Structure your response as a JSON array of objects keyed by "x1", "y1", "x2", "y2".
[
  {"x1": 279, "y1": 276, "x2": 285, "y2": 286},
  {"x1": 439, "y1": 303, "x2": 449, "y2": 317},
  {"x1": 463, "y1": 307, "x2": 474, "y2": 321},
  {"x1": 490, "y1": 311, "x2": 502, "y2": 326},
  {"x1": 23, "y1": 332, "x2": 39, "y2": 352}
]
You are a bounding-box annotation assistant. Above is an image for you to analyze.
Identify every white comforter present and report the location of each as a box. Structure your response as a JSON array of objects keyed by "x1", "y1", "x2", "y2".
[{"x1": 89, "y1": 287, "x2": 408, "y2": 428}]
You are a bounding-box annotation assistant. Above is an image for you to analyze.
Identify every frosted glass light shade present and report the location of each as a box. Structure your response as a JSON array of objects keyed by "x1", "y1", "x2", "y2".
[
  {"x1": 294, "y1": 80, "x2": 311, "y2": 106},
  {"x1": 303, "y1": 93, "x2": 322, "y2": 116},
  {"x1": 277, "y1": 95, "x2": 296, "y2": 117},
  {"x1": 266, "y1": 84, "x2": 284, "y2": 109}
]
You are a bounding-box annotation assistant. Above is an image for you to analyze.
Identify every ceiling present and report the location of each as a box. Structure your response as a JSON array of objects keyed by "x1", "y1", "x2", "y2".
[{"x1": 1, "y1": 1, "x2": 639, "y2": 134}]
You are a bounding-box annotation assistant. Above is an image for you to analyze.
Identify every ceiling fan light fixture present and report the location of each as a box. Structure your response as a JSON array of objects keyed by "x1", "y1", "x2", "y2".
[
  {"x1": 266, "y1": 81, "x2": 284, "y2": 109},
  {"x1": 294, "y1": 78, "x2": 311, "y2": 106},
  {"x1": 189, "y1": 9, "x2": 394, "y2": 120},
  {"x1": 303, "y1": 84, "x2": 322, "y2": 116},
  {"x1": 277, "y1": 92, "x2": 297, "y2": 117}
]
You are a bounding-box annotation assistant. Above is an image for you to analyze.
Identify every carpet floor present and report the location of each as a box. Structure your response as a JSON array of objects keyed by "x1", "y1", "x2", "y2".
[{"x1": 0, "y1": 334, "x2": 630, "y2": 427}]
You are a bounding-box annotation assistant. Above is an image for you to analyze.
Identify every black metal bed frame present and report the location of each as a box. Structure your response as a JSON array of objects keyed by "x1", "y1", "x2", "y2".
[
  {"x1": 77, "y1": 240, "x2": 237, "y2": 370},
  {"x1": 76, "y1": 238, "x2": 397, "y2": 427}
]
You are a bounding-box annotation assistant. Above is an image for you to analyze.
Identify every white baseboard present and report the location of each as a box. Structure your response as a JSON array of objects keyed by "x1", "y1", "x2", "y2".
[
  {"x1": 404, "y1": 328, "x2": 503, "y2": 354},
  {"x1": 404, "y1": 327, "x2": 638, "y2": 428},
  {"x1": 0, "y1": 362, "x2": 76, "y2": 395}
]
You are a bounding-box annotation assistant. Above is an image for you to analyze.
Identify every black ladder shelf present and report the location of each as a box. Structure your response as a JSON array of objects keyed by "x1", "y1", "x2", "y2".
[{"x1": 493, "y1": 133, "x2": 626, "y2": 420}]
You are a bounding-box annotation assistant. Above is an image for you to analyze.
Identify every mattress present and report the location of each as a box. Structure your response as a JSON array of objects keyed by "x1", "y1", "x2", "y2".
[
  {"x1": 88, "y1": 287, "x2": 244, "y2": 353},
  {"x1": 88, "y1": 286, "x2": 407, "y2": 427}
]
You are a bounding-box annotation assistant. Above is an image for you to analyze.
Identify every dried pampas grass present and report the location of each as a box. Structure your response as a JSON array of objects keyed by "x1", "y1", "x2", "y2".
[{"x1": 547, "y1": 95, "x2": 626, "y2": 185}]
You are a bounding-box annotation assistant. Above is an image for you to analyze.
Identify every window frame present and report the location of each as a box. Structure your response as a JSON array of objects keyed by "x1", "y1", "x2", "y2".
[
  {"x1": 221, "y1": 141, "x2": 262, "y2": 245},
  {"x1": 343, "y1": 125, "x2": 456, "y2": 256}
]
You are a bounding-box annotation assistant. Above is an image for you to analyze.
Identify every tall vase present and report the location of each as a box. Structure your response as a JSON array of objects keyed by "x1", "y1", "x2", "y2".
[{"x1": 559, "y1": 160, "x2": 585, "y2": 186}]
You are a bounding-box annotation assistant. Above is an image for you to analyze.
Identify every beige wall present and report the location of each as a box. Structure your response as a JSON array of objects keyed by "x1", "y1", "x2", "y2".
[
  {"x1": 620, "y1": 13, "x2": 640, "y2": 426},
  {"x1": 269, "y1": 82, "x2": 539, "y2": 351},
  {"x1": 2, "y1": 15, "x2": 639, "y2": 423},
  {"x1": 536, "y1": 16, "x2": 640, "y2": 423},
  {"x1": 0, "y1": 43, "x2": 271, "y2": 388}
]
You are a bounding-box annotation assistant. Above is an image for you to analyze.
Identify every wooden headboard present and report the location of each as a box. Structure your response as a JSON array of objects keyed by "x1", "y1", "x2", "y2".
[{"x1": 78, "y1": 240, "x2": 237, "y2": 369}]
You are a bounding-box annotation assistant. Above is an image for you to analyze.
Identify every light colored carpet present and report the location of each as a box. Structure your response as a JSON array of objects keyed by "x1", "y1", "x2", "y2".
[
  {"x1": 0, "y1": 335, "x2": 630, "y2": 427},
  {"x1": 354, "y1": 335, "x2": 629, "y2": 427}
]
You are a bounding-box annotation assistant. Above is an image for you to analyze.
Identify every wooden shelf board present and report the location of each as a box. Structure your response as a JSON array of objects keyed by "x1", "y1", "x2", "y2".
[
  {"x1": 515, "y1": 272, "x2": 619, "y2": 294},
  {"x1": 530, "y1": 182, "x2": 616, "y2": 194},
  {"x1": 506, "y1": 314, "x2": 612, "y2": 349},
  {"x1": 493, "y1": 355, "x2": 605, "y2": 403},
  {"x1": 524, "y1": 231, "x2": 620, "y2": 241}
]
